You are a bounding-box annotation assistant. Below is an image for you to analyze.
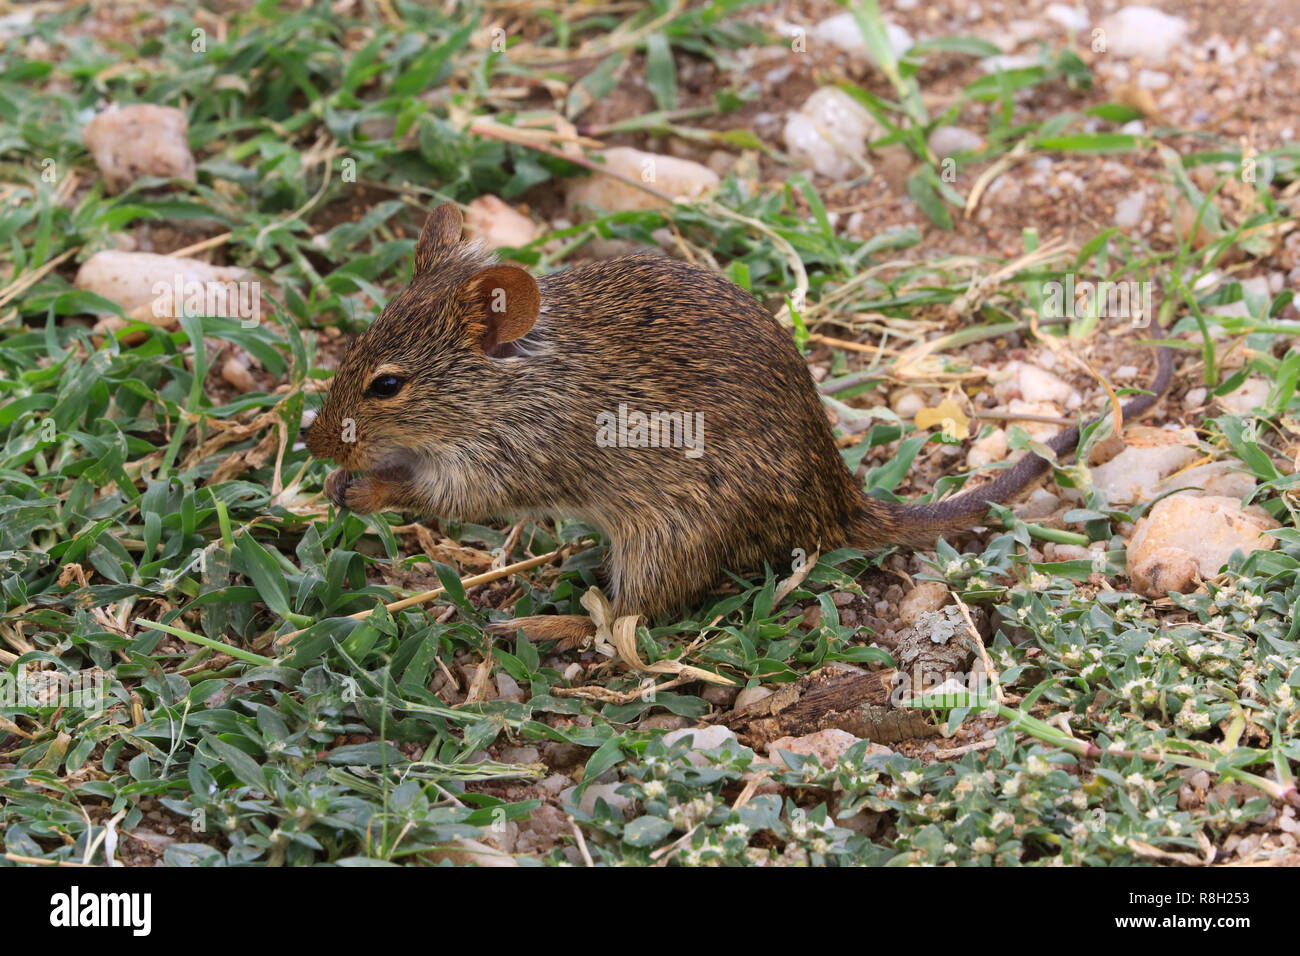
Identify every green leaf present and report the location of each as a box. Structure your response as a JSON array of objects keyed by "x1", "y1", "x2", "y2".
[{"x1": 624, "y1": 814, "x2": 673, "y2": 847}]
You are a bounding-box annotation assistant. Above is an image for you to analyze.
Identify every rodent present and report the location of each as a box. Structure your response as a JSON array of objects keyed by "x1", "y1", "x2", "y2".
[{"x1": 305, "y1": 203, "x2": 1172, "y2": 642}]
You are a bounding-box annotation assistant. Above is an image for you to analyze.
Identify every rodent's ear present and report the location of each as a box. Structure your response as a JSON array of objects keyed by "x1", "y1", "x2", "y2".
[
  {"x1": 460, "y1": 265, "x2": 540, "y2": 353},
  {"x1": 413, "y1": 202, "x2": 463, "y2": 273}
]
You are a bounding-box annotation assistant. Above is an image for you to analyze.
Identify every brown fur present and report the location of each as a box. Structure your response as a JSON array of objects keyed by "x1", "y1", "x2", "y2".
[{"x1": 307, "y1": 204, "x2": 1172, "y2": 627}]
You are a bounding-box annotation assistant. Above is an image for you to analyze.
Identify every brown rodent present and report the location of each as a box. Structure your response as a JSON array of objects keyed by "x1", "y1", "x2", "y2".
[{"x1": 305, "y1": 203, "x2": 1172, "y2": 641}]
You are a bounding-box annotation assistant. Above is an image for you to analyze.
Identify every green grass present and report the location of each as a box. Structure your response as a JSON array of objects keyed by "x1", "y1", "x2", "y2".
[{"x1": 1, "y1": 0, "x2": 1298, "y2": 866}]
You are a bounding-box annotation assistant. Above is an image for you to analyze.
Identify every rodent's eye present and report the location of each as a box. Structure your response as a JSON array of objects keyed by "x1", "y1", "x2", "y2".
[{"x1": 366, "y1": 374, "x2": 404, "y2": 398}]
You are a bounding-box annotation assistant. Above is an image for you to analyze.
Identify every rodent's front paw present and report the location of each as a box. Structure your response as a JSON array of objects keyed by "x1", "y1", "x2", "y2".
[
  {"x1": 326, "y1": 469, "x2": 397, "y2": 514},
  {"x1": 325, "y1": 468, "x2": 353, "y2": 509}
]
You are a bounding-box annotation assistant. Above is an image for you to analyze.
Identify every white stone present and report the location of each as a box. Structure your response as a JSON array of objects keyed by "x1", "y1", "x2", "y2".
[
  {"x1": 783, "y1": 87, "x2": 881, "y2": 179},
  {"x1": 968, "y1": 428, "x2": 1009, "y2": 468},
  {"x1": 1096, "y1": 6, "x2": 1190, "y2": 65},
  {"x1": 980, "y1": 53, "x2": 1042, "y2": 72},
  {"x1": 1114, "y1": 189, "x2": 1147, "y2": 228},
  {"x1": 810, "y1": 12, "x2": 913, "y2": 66},
  {"x1": 82, "y1": 104, "x2": 196, "y2": 194},
  {"x1": 735, "y1": 686, "x2": 773, "y2": 710},
  {"x1": 464, "y1": 195, "x2": 538, "y2": 250},
  {"x1": 928, "y1": 125, "x2": 983, "y2": 158},
  {"x1": 568, "y1": 147, "x2": 719, "y2": 214},
  {"x1": 1127, "y1": 495, "x2": 1278, "y2": 595},
  {"x1": 1216, "y1": 376, "x2": 1270, "y2": 414},
  {"x1": 1045, "y1": 3, "x2": 1090, "y2": 32},
  {"x1": 663, "y1": 725, "x2": 739, "y2": 767},
  {"x1": 75, "y1": 250, "x2": 247, "y2": 329},
  {"x1": 1089, "y1": 437, "x2": 1200, "y2": 504},
  {"x1": 994, "y1": 361, "x2": 1082, "y2": 409}
]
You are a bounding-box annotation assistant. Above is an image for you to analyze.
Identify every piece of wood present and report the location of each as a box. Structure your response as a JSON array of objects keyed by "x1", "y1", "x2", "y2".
[{"x1": 710, "y1": 667, "x2": 936, "y2": 747}]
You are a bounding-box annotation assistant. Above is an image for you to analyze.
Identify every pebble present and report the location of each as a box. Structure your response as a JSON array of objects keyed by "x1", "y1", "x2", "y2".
[
  {"x1": 927, "y1": 125, "x2": 983, "y2": 158},
  {"x1": 783, "y1": 87, "x2": 881, "y2": 179},
  {"x1": 810, "y1": 12, "x2": 913, "y2": 67},
  {"x1": 898, "y1": 581, "x2": 949, "y2": 626},
  {"x1": 766, "y1": 729, "x2": 875, "y2": 769},
  {"x1": 662, "y1": 725, "x2": 739, "y2": 766},
  {"x1": 463, "y1": 195, "x2": 538, "y2": 250},
  {"x1": 74, "y1": 250, "x2": 248, "y2": 332},
  {"x1": 735, "y1": 685, "x2": 773, "y2": 709},
  {"x1": 1216, "y1": 376, "x2": 1270, "y2": 414},
  {"x1": 1153, "y1": 462, "x2": 1257, "y2": 501},
  {"x1": 1014, "y1": 488, "x2": 1061, "y2": 521},
  {"x1": 967, "y1": 428, "x2": 1009, "y2": 468},
  {"x1": 499, "y1": 746, "x2": 540, "y2": 765},
  {"x1": 1096, "y1": 6, "x2": 1190, "y2": 65},
  {"x1": 1045, "y1": 3, "x2": 1090, "y2": 32},
  {"x1": 82, "y1": 103, "x2": 196, "y2": 194},
  {"x1": 562, "y1": 782, "x2": 633, "y2": 817},
  {"x1": 1088, "y1": 429, "x2": 1200, "y2": 504},
  {"x1": 567, "y1": 147, "x2": 719, "y2": 214},
  {"x1": 994, "y1": 360, "x2": 1082, "y2": 409},
  {"x1": 1127, "y1": 496, "x2": 1279, "y2": 596}
]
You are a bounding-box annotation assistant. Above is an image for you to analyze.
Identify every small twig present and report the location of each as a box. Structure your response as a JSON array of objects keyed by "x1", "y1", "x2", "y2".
[
  {"x1": 568, "y1": 817, "x2": 595, "y2": 867},
  {"x1": 953, "y1": 591, "x2": 1004, "y2": 708},
  {"x1": 275, "y1": 549, "x2": 563, "y2": 645}
]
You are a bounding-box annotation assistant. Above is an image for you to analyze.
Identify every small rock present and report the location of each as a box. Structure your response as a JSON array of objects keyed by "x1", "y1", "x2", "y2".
[
  {"x1": 663, "y1": 725, "x2": 739, "y2": 766},
  {"x1": 1129, "y1": 547, "x2": 1201, "y2": 597},
  {"x1": 898, "y1": 581, "x2": 949, "y2": 626},
  {"x1": 539, "y1": 773, "x2": 570, "y2": 795},
  {"x1": 562, "y1": 782, "x2": 633, "y2": 817},
  {"x1": 810, "y1": 12, "x2": 912, "y2": 67},
  {"x1": 980, "y1": 53, "x2": 1042, "y2": 73},
  {"x1": 426, "y1": 837, "x2": 519, "y2": 867},
  {"x1": 1015, "y1": 488, "x2": 1061, "y2": 521},
  {"x1": 1127, "y1": 495, "x2": 1279, "y2": 595},
  {"x1": 927, "y1": 125, "x2": 983, "y2": 158},
  {"x1": 568, "y1": 147, "x2": 719, "y2": 214},
  {"x1": 493, "y1": 671, "x2": 525, "y2": 702},
  {"x1": 994, "y1": 360, "x2": 1082, "y2": 408},
  {"x1": 1214, "y1": 277, "x2": 1272, "y2": 319},
  {"x1": 463, "y1": 195, "x2": 538, "y2": 250},
  {"x1": 1216, "y1": 376, "x2": 1270, "y2": 414},
  {"x1": 638, "y1": 713, "x2": 689, "y2": 731},
  {"x1": 783, "y1": 87, "x2": 881, "y2": 179},
  {"x1": 1184, "y1": 387, "x2": 1207, "y2": 407},
  {"x1": 1137, "y1": 69, "x2": 1171, "y2": 89},
  {"x1": 1096, "y1": 6, "x2": 1189, "y2": 65},
  {"x1": 967, "y1": 428, "x2": 1009, "y2": 468},
  {"x1": 82, "y1": 104, "x2": 197, "y2": 194},
  {"x1": 1050, "y1": 544, "x2": 1094, "y2": 562},
  {"x1": 767, "y1": 729, "x2": 870, "y2": 769},
  {"x1": 1114, "y1": 189, "x2": 1147, "y2": 229},
  {"x1": 735, "y1": 685, "x2": 773, "y2": 709},
  {"x1": 1044, "y1": 3, "x2": 1090, "y2": 32},
  {"x1": 1152, "y1": 462, "x2": 1256, "y2": 501},
  {"x1": 220, "y1": 355, "x2": 256, "y2": 392},
  {"x1": 700, "y1": 684, "x2": 737, "y2": 708},
  {"x1": 1089, "y1": 430, "x2": 1200, "y2": 504},
  {"x1": 74, "y1": 250, "x2": 248, "y2": 332},
  {"x1": 499, "y1": 745, "x2": 540, "y2": 765},
  {"x1": 890, "y1": 388, "x2": 927, "y2": 419}
]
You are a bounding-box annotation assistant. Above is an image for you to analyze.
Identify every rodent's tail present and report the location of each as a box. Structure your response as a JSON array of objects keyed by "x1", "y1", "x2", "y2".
[{"x1": 851, "y1": 325, "x2": 1174, "y2": 549}]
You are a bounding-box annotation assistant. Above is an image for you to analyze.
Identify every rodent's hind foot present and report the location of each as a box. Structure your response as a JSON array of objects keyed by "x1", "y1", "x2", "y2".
[{"x1": 488, "y1": 614, "x2": 597, "y2": 651}]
